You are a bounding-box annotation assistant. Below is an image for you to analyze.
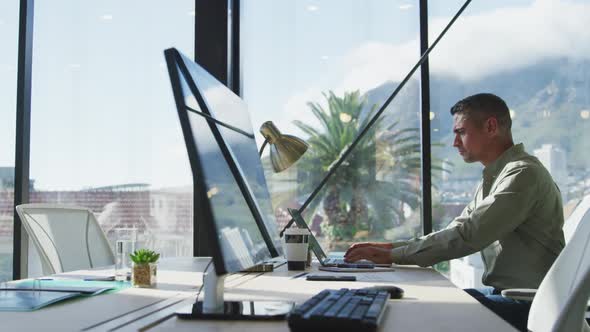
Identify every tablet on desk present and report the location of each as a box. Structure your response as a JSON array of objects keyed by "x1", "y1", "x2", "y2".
[
  {"x1": 306, "y1": 274, "x2": 356, "y2": 281},
  {"x1": 318, "y1": 266, "x2": 395, "y2": 273}
]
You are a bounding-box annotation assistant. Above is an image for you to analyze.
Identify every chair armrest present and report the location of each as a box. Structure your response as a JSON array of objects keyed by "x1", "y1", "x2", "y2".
[{"x1": 501, "y1": 288, "x2": 537, "y2": 301}]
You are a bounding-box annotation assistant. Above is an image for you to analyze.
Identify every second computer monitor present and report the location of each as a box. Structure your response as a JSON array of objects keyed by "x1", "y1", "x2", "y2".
[{"x1": 165, "y1": 48, "x2": 283, "y2": 274}]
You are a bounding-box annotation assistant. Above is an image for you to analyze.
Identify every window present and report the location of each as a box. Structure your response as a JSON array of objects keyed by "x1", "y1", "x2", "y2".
[
  {"x1": 429, "y1": 0, "x2": 590, "y2": 286},
  {"x1": 0, "y1": 1, "x2": 20, "y2": 281},
  {"x1": 28, "y1": 1, "x2": 195, "y2": 275},
  {"x1": 242, "y1": 1, "x2": 423, "y2": 251}
]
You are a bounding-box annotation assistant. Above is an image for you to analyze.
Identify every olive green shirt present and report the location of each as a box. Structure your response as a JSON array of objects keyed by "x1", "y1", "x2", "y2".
[{"x1": 391, "y1": 143, "x2": 565, "y2": 290}]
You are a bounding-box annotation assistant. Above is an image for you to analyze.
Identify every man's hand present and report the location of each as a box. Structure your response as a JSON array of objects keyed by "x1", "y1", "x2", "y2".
[
  {"x1": 345, "y1": 242, "x2": 394, "y2": 254},
  {"x1": 343, "y1": 246, "x2": 393, "y2": 265},
  {"x1": 344, "y1": 241, "x2": 407, "y2": 265}
]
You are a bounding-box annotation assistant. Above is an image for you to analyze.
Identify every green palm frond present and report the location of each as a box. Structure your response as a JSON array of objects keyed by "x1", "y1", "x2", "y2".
[{"x1": 294, "y1": 90, "x2": 424, "y2": 241}]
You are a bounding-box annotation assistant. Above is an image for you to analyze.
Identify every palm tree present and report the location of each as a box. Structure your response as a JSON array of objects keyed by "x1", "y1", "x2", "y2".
[{"x1": 294, "y1": 90, "x2": 422, "y2": 242}]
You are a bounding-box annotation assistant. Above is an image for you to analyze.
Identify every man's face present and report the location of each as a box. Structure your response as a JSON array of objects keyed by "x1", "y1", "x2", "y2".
[{"x1": 453, "y1": 113, "x2": 488, "y2": 163}]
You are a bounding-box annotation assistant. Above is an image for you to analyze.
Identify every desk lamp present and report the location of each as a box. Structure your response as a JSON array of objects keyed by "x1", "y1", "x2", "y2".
[{"x1": 258, "y1": 121, "x2": 308, "y2": 172}]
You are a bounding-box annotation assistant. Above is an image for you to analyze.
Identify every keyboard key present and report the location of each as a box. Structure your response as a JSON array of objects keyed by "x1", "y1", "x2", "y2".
[
  {"x1": 336, "y1": 297, "x2": 361, "y2": 318},
  {"x1": 350, "y1": 304, "x2": 369, "y2": 320},
  {"x1": 365, "y1": 299, "x2": 388, "y2": 319},
  {"x1": 323, "y1": 294, "x2": 353, "y2": 317}
]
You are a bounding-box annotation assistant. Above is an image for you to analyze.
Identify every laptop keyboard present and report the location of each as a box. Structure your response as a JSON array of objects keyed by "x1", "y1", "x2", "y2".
[
  {"x1": 288, "y1": 288, "x2": 390, "y2": 332},
  {"x1": 323, "y1": 258, "x2": 375, "y2": 269}
]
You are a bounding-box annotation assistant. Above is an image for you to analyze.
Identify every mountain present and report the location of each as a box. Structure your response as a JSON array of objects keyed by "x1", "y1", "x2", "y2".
[{"x1": 358, "y1": 57, "x2": 590, "y2": 179}]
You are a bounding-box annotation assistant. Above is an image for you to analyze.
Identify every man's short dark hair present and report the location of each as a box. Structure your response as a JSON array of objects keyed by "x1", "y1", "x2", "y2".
[{"x1": 450, "y1": 93, "x2": 512, "y2": 132}]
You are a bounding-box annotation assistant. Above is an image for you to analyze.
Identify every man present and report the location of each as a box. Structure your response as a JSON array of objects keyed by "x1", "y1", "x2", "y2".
[{"x1": 344, "y1": 93, "x2": 565, "y2": 331}]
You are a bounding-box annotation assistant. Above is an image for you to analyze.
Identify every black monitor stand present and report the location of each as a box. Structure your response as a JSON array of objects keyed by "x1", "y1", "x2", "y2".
[{"x1": 175, "y1": 270, "x2": 294, "y2": 320}]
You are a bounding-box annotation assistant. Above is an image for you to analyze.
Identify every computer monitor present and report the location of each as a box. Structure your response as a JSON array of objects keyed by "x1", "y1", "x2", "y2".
[{"x1": 165, "y1": 48, "x2": 292, "y2": 319}]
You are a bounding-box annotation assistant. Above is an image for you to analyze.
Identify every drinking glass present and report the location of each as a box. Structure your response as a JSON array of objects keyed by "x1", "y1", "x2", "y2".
[{"x1": 114, "y1": 228, "x2": 137, "y2": 281}]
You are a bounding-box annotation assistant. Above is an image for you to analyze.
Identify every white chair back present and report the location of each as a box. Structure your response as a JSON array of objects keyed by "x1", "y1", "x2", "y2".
[
  {"x1": 528, "y1": 202, "x2": 590, "y2": 332},
  {"x1": 564, "y1": 195, "x2": 590, "y2": 244},
  {"x1": 15, "y1": 204, "x2": 115, "y2": 275}
]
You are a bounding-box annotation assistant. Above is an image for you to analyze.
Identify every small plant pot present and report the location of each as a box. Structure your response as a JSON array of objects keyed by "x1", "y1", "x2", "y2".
[{"x1": 132, "y1": 263, "x2": 157, "y2": 288}]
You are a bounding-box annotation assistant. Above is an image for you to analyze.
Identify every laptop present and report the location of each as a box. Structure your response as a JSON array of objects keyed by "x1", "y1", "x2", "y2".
[{"x1": 287, "y1": 208, "x2": 394, "y2": 270}]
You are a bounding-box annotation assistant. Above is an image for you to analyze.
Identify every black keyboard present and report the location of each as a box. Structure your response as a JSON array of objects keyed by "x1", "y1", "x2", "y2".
[{"x1": 288, "y1": 288, "x2": 390, "y2": 332}]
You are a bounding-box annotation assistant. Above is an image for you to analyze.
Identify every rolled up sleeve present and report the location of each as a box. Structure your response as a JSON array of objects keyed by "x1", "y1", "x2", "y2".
[{"x1": 391, "y1": 166, "x2": 540, "y2": 267}]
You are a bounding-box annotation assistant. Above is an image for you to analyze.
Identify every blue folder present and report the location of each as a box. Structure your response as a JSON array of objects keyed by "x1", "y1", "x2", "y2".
[
  {"x1": 0, "y1": 289, "x2": 80, "y2": 311},
  {"x1": 0, "y1": 279, "x2": 128, "y2": 311}
]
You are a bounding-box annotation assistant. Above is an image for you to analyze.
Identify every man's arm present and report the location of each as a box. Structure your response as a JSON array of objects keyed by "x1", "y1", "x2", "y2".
[
  {"x1": 446, "y1": 187, "x2": 477, "y2": 228},
  {"x1": 392, "y1": 165, "x2": 540, "y2": 266},
  {"x1": 344, "y1": 189, "x2": 479, "y2": 264}
]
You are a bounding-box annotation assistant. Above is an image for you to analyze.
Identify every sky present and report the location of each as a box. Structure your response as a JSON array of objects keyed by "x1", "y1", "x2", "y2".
[
  {"x1": 0, "y1": 0, "x2": 588, "y2": 190},
  {"x1": 243, "y1": 0, "x2": 589, "y2": 138}
]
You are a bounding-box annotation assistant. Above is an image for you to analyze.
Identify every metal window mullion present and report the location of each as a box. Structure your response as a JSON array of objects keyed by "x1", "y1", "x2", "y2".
[
  {"x1": 228, "y1": 0, "x2": 240, "y2": 95},
  {"x1": 195, "y1": 0, "x2": 229, "y2": 86},
  {"x1": 193, "y1": 0, "x2": 238, "y2": 256},
  {"x1": 13, "y1": 0, "x2": 35, "y2": 280},
  {"x1": 419, "y1": 0, "x2": 433, "y2": 236}
]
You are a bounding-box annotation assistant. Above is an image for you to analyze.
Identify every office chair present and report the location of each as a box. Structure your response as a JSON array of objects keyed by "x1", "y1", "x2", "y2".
[
  {"x1": 501, "y1": 202, "x2": 590, "y2": 332},
  {"x1": 563, "y1": 195, "x2": 590, "y2": 243},
  {"x1": 15, "y1": 204, "x2": 115, "y2": 275}
]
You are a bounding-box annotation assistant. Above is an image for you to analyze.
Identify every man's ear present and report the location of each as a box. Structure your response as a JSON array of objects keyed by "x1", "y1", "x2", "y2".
[{"x1": 486, "y1": 117, "x2": 499, "y2": 136}]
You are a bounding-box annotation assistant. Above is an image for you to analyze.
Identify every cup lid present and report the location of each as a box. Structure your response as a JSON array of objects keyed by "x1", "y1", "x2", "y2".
[{"x1": 284, "y1": 227, "x2": 310, "y2": 235}]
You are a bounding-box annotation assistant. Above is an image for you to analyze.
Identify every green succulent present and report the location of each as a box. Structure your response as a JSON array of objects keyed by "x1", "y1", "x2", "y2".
[{"x1": 129, "y1": 249, "x2": 160, "y2": 264}]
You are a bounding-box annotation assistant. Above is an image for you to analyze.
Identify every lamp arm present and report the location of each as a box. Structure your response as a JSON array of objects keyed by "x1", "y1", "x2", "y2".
[
  {"x1": 259, "y1": 139, "x2": 269, "y2": 157},
  {"x1": 279, "y1": 0, "x2": 473, "y2": 236}
]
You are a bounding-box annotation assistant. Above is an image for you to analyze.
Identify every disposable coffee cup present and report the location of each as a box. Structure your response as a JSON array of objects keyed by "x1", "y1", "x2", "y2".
[{"x1": 284, "y1": 227, "x2": 310, "y2": 271}]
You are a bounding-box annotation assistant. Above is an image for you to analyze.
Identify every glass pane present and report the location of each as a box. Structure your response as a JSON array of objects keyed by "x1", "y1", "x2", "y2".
[
  {"x1": 242, "y1": 1, "x2": 422, "y2": 251},
  {"x1": 29, "y1": 1, "x2": 195, "y2": 275},
  {"x1": 429, "y1": 0, "x2": 590, "y2": 286},
  {"x1": 0, "y1": 1, "x2": 19, "y2": 281}
]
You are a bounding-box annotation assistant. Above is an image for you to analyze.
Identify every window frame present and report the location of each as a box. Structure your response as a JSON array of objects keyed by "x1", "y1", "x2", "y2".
[{"x1": 12, "y1": 0, "x2": 434, "y2": 278}]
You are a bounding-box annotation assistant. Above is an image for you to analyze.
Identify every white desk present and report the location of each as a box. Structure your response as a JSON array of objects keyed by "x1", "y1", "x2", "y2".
[{"x1": 1, "y1": 258, "x2": 518, "y2": 331}]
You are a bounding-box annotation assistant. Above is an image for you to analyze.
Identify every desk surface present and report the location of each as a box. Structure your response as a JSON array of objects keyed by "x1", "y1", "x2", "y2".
[{"x1": 1, "y1": 258, "x2": 517, "y2": 332}]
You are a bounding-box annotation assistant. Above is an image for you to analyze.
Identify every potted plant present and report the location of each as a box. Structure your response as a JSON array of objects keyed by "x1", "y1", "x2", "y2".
[{"x1": 130, "y1": 249, "x2": 160, "y2": 288}]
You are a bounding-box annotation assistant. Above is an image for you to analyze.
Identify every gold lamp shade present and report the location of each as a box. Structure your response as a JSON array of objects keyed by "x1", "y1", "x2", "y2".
[{"x1": 259, "y1": 121, "x2": 308, "y2": 173}]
